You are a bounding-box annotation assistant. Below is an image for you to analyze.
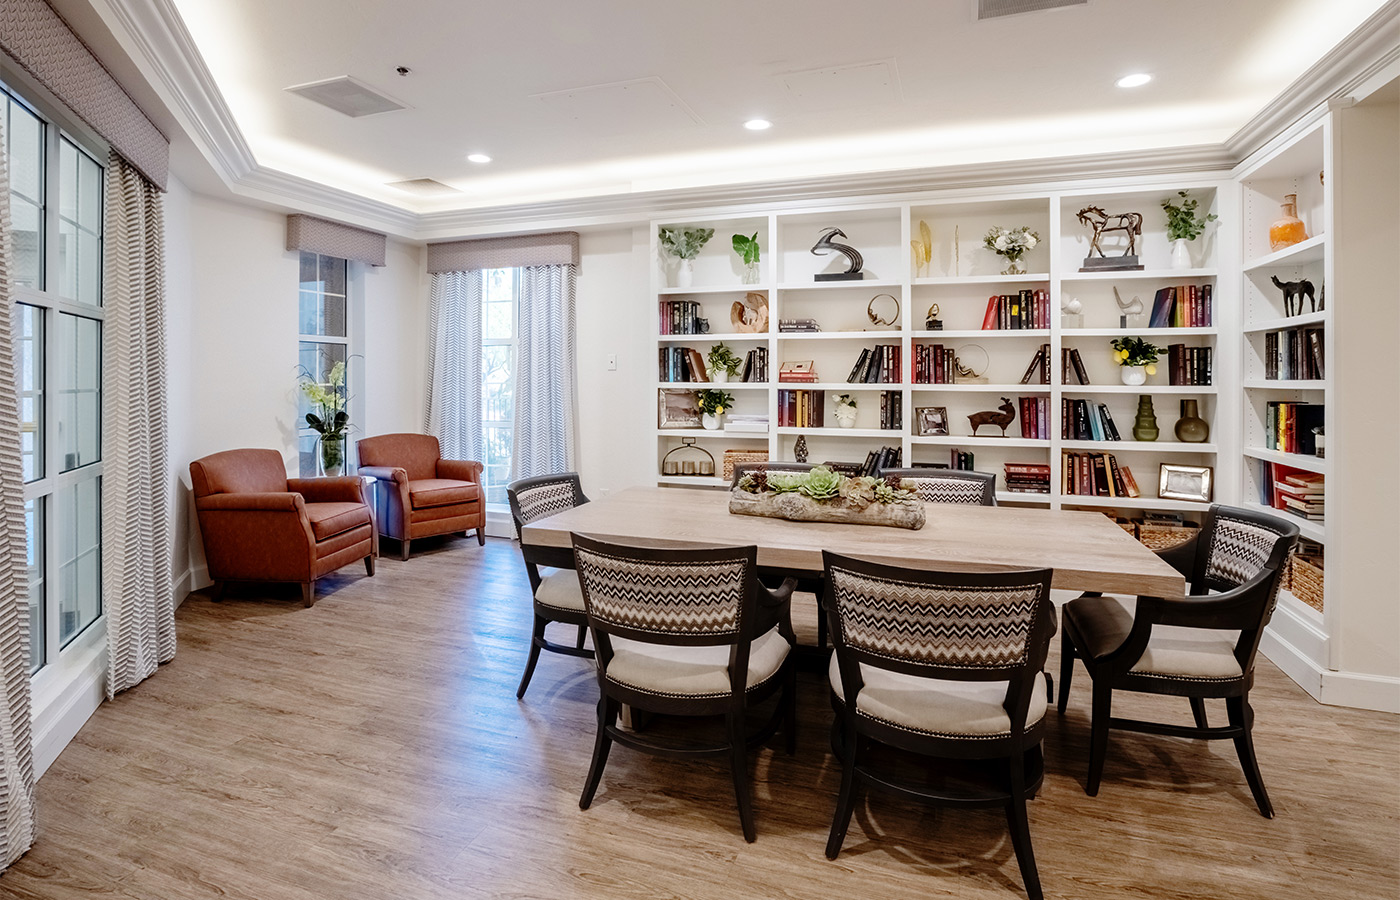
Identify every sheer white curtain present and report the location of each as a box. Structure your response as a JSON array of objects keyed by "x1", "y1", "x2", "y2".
[
  {"x1": 424, "y1": 270, "x2": 484, "y2": 463},
  {"x1": 512, "y1": 264, "x2": 577, "y2": 479}
]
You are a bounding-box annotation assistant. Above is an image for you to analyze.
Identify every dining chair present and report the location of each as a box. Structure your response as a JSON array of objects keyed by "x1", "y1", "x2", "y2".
[
  {"x1": 507, "y1": 473, "x2": 592, "y2": 699},
  {"x1": 1057, "y1": 504, "x2": 1299, "y2": 816},
  {"x1": 878, "y1": 467, "x2": 997, "y2": 506},
  {"x1": 571, "y1": 534, "x2": 797, "y2": 842},
  {"x1": 821, "y1": 550, "x2": 1056, "y2": 899}
]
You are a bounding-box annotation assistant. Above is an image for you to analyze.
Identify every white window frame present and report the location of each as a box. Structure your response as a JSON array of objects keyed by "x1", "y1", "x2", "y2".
[
  {"x1": 481, "y1": 267, "x2": 518, "y2": 508},
  {"x1": 296, "y1": 251, "x2": 363, "y2": 477}
]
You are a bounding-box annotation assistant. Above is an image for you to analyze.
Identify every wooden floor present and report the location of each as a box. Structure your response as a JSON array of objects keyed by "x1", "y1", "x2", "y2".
[{"x1": 2, "y1": 537, "x2": 1396, "y2": 899}]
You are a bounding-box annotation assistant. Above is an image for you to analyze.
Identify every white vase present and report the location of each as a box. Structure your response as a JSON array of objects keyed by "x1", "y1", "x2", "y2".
[
  {"x1": 673, "y1": 259, "x2": 694, "y2": 289},
  {"x1": 836, "y1": 413, "x2": 857, "y2": 429},
  {"x1": 711, "y1": 370, "x2": 728, "y2": 384},
  {"x1": 1169, "y1": 239, "x2": 1193, "y2": 270},
  {"x1": 702, "y1": 412, "x2": 720, "y2": 430},
  {"x1": 1120, "y1": 365, "x2": 1148, "y2": 386}
]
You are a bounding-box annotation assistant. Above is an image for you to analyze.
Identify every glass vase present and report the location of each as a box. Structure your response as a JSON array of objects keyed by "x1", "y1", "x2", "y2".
[
  {"x1": 319, "y1": 434, "x2": 346, "y2": 476},
  {"x1": 1002, "y1": 256, "x2": 1027, "y2": 276},
  {"x1": 1269, "y1": 193, "x2": 1309, "y2": 252},
  {"x1": 742, "y1": 261, "x2": 760, "y2": 285}
]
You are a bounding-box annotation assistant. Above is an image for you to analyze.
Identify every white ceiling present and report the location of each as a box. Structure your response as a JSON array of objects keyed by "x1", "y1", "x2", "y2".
[{"x1": 66, "y1": 0, "x2": 1398, "y2": 219}]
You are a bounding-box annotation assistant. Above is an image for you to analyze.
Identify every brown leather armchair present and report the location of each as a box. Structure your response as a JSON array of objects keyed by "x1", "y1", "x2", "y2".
[
  {"x1": 356, "y1": 433, "x2": 486, "y2": 559},
  {"x1": 189, "y1": 448, "x2": 375, "y2": 606}
]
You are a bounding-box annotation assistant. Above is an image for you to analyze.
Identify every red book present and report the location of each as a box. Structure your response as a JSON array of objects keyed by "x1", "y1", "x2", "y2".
[{"x1": 982, "y1": 295, "x2": 999, "y2": 330}]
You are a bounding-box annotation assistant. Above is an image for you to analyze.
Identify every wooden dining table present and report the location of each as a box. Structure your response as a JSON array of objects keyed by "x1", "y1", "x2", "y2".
[{"x1": 520, "y1": 486, "x2": 1185, "y2": 599}]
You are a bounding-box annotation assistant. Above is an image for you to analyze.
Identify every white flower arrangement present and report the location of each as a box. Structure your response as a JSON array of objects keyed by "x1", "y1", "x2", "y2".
[{"x1": 983, "y1": 226, "x2": 1040, "y2": 274}]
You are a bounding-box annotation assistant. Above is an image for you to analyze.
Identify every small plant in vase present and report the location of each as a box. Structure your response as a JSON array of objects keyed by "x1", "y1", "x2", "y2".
[
  {"x1": 696, "y1": 388, "x2": 734, "y2": 430},
  {"x1": 659, "y1": 226, "x2": 714, "y2": 288},
  {"x1": 732, "y1": 232, "x2": 761, "y2": 284},
  {"x1": 707, "y1": 343, "x2": 742, "y2": 383},
  {"x1": 1110, "y1": 336, "x2": 1161, "y2": 386},
  {"x1": 300, "y1": 360, "x2": 351, "y2": 475},
  {"x1": 834, "y1": 393, "x2": 858, "y2": 428},
  {"x1": 983, "y1": 225, "x2": 1039, "y2": 275},
  {"x1": 1161, "y1": 190, "x2": 1217, "y2": 269}
]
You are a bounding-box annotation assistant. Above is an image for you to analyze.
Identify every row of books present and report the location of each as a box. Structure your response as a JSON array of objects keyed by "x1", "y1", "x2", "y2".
[
  {"x1": 848, "y1": 345, "x2": 902, "y2": 383},
  {"x1": 1265, "y1": 401, "x2": 1324, "y2": 455},
  {"x1": 1263, "y1": 327, "x2": 1324, "y2": 380},
  {"x1": 913, "y1": 343, "x2": 959, "y2": 384},
  {"x1": 859, "y1": 446, "x2": 902, "y2": 476},
  {"x1": 1061, "y1": 347, "x2": 1091, "y2": 384},
  {"x1": 737, "y1": 347, "x2": 768, "y2": 382},
  {"x1": 1166, "y1": 344, "x2": 1213, "y2": 385},
  {"x1": 1017, "y1": 344, "x2": 1053, "y2": 385},
  {"x1": 1018, "y1": 397, "x2": 1052, "y2": 440},
  {"x1": 981, "y1": 290, "x2": 1051, "y2": 330},
  {"x1": 1148, "y1": 284, "x2": 1214, "y2": 328},
  {"x1": 659, "y1": 300, "x2": 705, "y2": 335},
  {"x1": 1061, "y1": 452, "x2": 1142, "y2": 498},
  {"x1": 1260, "y1": 462, "x2": 1324, "y2": 522},
  {"x1": 658, "y1": 346, "x2": 709, "y2": 383},
  {"x1": 878, "y1": 391, "x2": 903, "y2": 430},
  {"x1": 1062, "y1": 398, "x2": 1123, "y2": 441},
  {"x1": 1004, "y1": 462, "x2": 1051, "y2": 494},
  {"x1": 778, "y1": 318, "x2": 821, "y2": 333},
  {"x1": 777, "y1": 390, "x2": 825, "y2": 427}
]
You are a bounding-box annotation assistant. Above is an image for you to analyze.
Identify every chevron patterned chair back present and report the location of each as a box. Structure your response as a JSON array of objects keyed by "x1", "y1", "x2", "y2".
[
  {"x1": 877, "y1": 467, "x2": 997, "y2": 506},
  {"x1": 508, "y1": 473, "x2": 589, "y2": 540}
]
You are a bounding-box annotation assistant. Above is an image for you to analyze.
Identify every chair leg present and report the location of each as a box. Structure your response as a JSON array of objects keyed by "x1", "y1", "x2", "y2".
[
  {"x1": 1005, "y1": 760, "x2": 1044, "y2": 900},
  {"x1": 302, "y1": 581, "x2": 316, "y2": 608},
  {"x1": 579, "y1": 697, "x2": 616, "y2": 810},
  {"x1": 1189, "y1": 697, "x2": 1209, "y2": 730},
  {"x1": 1086, "y1": 681, "x2": 1112, "y2": 796},
  {"x1": 364, "y1": 555, "x2": 375, "y2": 576},
  {"x1": 1056, "y1": 628, "x2": 1075, "y2": 715},
  {"x1": 783, "y1": 663, "x2": 798, "y2": 755},
  {"x1": 400, "y1": 538, "x2": 411, "y2": 561},
  {"x1": 476, "y1": 527, "x2": 486, "y2": 546},
  {"x1": 575, "y1": 623, "x2": 587, "y2": 651},
  {"x1": 727, "y1": 710, "x2": 756, "y2": 842},
  {"x1": 816, "y1": 607, "x2": 828, "y2": 649},
  {"x1": 1227, "y1": 694, "x2": 1274, "y2": 818},
  {"x1": 516, "y1": 616, "x2": 547, "y2": 700},
  {"x1": 825, "y1": 724, "x2": 860, "y2": 859}
]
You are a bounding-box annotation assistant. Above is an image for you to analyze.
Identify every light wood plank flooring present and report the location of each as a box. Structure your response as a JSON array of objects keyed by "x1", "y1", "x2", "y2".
[{"x1": 2, "y1": 537, "x2": 1396, "y2": 899}]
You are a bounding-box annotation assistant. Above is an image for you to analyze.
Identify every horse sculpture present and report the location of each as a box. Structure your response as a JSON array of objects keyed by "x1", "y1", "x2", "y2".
[
  {"x1": 810, "y1": 227, "x2": 864, "y2": 280},
  {"x1": 1271, "y1": 275, "x2": 1317, "y2": 317},
  {"x1": 1077, "y1": 206, "x2": 1143, "y2": 259},
  {"x1": 968, "y1": 398, "x2": 1016, "y2": 437}
]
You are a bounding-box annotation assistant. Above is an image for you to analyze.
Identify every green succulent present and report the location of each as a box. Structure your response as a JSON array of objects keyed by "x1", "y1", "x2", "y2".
[
  {"x1": 799, "y1": 465, "x2": 842, "y2": 501},
  {"x1": 766, "y1": 473, "x2": 805, "y2": 494},
  {"x1": 872, "y1": 479, "x2": 900, "y2": 503}
]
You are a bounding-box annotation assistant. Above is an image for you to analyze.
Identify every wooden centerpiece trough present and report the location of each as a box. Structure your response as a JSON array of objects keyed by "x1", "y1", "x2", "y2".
[{"x1": 728, "y1": 466, "x2": 926, "y2": 530}]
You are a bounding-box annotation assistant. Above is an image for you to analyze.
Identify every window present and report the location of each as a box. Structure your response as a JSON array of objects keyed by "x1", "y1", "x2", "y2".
[
  {"x1": 481, "y1": 268, "x2": 516, "y2": 505},
  {"x1": 297, "y1": 252, "x2": 349, "y2": 477},
  {"x1": 4, "y1": 83, "x2": 105, "y2": 674}
]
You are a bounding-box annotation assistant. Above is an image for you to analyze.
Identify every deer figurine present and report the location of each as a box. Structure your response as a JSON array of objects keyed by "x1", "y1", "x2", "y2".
[
  {"x1": 968, "y1": 398, "x2": 1016, "y2": 437},
  {"x1": 1270, "y1": 275, "x2": 1316, "y2": 317}
]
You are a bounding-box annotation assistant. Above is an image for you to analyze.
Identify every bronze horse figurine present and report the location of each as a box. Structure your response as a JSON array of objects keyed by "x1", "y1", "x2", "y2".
[{"x1": 1077, "y1": 206, "x2": 1143, "y2": 258}]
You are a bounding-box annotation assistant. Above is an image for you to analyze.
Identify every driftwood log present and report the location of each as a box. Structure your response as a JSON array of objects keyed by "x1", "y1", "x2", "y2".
[{"x1": 728, "y1": 490, "x2": 926, "y2": 530}]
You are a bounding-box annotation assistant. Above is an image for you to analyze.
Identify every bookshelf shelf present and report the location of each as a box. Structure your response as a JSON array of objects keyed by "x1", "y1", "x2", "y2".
[
  {"x1": 910, "y1": 383, "x2": 1050, "y2": 393},
  {"x1": 775, "y1": 331, "x2": 903, "y2": 340},
  {"x1": 912, "y1": 329, "x2": 1050, "y2": 339},
  {"x1": 910, "y1": 436, "x2": 1049, "y2": 449},
  {"x1": 1061, "y1": 440, "x2": 1218, "y2": 454},
  {"x1": 1242, "y1": 233, "x2": 1327, "y2": 272},
  {"x1": 914, "y1": 273, "x2": 1050, "y2": 285},
  {"x1": 1064, "y1": 327, "x2": 1217, "y2": 337},
  {"x1": 1241, "y1": 447, "x2": 1328, "y2": 475},
  {"x1": 776, "y1": 382, "x2": 902, "y2": 391},
  {"x1": 1242, "y1": 379, "x2": 1324, "y2": 391},
  {"x1": 774, "y1": 427, "x2": 897, "y2": 438},
  {"x1": 1060, "y1": 495, "x2": 1211, "y2": 512},
  {"x1": 776, "y1": 280, "x2": 902, "y2": 291},
  {"x1": 658, "y1": 332, "x2": 769, "y2": 343},
  {"x1": 1240, "y1": 501, "x2": 1325, "y2": 543},
  {"x1": 658, "y1": 284, "x2": 770, "y2": 295},
  {"x1": 997, "y1": 491, "x2": 1052, "y2": 505},
  {"x1": 1061, "y1": 267, "x2": 1219, "y2": 282},
  {"x1": 1062, "y1": 384, "x2": 1218, "y2": 395},
  {"x1": 1242, "y1": 310, "x2": 1327, "y2": 334},
  {"x1": 655, "y1": 382, "x2": 769, "y2": 390}
]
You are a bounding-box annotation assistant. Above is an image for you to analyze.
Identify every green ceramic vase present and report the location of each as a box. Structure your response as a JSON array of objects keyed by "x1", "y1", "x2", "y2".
[{"x1": 1132, "y1": 395, "x2": 1159, "y2": 442}]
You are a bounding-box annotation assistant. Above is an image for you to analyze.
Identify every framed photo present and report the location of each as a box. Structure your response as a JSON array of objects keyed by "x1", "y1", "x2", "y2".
[
  {"x1": 658, "y1": 389, "x2": 701, "y2": 428},
  {"x1": 1159, "y1": 464, "x2": 1213, "y2": 502},
  {"x1": 915, "y1": 407, "x2": 949, "y2": 437}
]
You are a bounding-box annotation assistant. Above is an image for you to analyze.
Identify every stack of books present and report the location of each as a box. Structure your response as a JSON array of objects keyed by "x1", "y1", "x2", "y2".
[
  {"x1": 724, "y1": 414, "x2": 769, "y2": 434},
  {"x1": 1268, "y1": 468, "x2": 1324, "y2": 522},
  {"x1": 658, "y1": 346, "x2": 708, "y2": 383},
  {"x1": 949, "y1": 449, "x2": 975, "y2": 471},
  {"x1": 1061, "y1": 452, "x2": 1140, "y2": 497},
  {"x1": 1018, "y1": 344, "x2": 1052, "y2": 385},
  {"x1": 860, "y1": 446, "x2": 902, "y2": 476},
  {"x1": 1004, "y1": 463, "x2": 1051, "y2": 494},
  {"x1": 1061, "y1": 348, "x2": 1091, "y2": 384},
  {"x1": 778, "y1": 318, "x2": 821, "y2": 333},
  {"x1": 777, "y1": 360, "x2": 817, "y2": 383},
  {"x1": 659, "y1": 300, "x2": 705, "y2": 335}
]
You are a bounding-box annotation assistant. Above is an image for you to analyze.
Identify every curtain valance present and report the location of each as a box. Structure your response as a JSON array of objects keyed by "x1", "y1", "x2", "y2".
[
  {"x1": 285, "y1": 214, "x2": 387, "y2": 267},
  {"x1": 427, "y1": 231, "x2": 579, "y2": 274}
]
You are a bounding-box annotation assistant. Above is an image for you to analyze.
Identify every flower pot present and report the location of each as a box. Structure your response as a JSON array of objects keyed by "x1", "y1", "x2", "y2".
[
  {"x1": 1132, "y1": 395, "x2": 1159, "y2": 442},
  {"x1": 702, "y1": 413, "x2": 721, "y2": 430},
  {"x1": 673, "y1": 258, "x2": 694, "y2": 289},
  {"x1": 711, "y1": 370, "x2": 728, "y2": 384},
  {"x1": 1174, "y1": 399, "x2": 1210, "y2": 442},
  {"x1": 1169, "y1": 239, "x2": 1193, "y2": 270},
  {"x1": 1120, "y1": 365, "x2": 1148, "y2": 386},
  {"x1": 836, "y1": 411, "x2": 857, "y2": 428},
  {"x1": 319, "y1": 435, "x2": 346, "y2": 476}
]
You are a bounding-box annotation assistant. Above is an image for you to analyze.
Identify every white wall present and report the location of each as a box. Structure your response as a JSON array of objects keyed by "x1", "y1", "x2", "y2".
[
  {"x1": 361, "y1": 238, "x2": 428, "y2": 438},
  {"x1": 163, "y1": 175, "x2": 195, "y2": 596}
]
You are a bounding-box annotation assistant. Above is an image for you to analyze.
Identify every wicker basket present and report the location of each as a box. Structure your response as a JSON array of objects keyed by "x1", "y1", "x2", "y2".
[
  {"x1": 1113, "y1": 516, "x2": 1137, "y2": 539},
  {"x1": 1289, "y1": 552, "x2": 1324, "y2": 613},
  {"x1": 722, "y1": 449, "x2": 769, "y2": 483},
  {"x1": 1136, "y1": 520, "x2": 1200, "y2": 552}
]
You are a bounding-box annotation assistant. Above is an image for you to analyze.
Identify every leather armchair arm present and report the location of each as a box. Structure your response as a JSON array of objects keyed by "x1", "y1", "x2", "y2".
[
  {"x1": 288, "y1": 476, "x2": 367, "y2": 504},
  {"x1": 197, "y1": 492, "x2": 304, "y2": 513},
  {"x1": 358, "y1": 466, "x2": 407, "y2": 485},
  {"x1": 436, "y1": 459, "x2": 483, "y2": 483},
  {"x1": 357, "y1": 467, "x2": 410, "y2": 540},
  {"x1": 194, "y1": 494, "x2": 317, "y2": 582}
]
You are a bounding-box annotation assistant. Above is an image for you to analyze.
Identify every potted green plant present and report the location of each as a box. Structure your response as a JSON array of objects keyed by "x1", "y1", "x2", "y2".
[
  {"x1": 696, "y1": 388, "x2": 734, "y2": 430},
  {"x1": 833, "y1": 393, "x2": 857, "y2": 428},
  {"x1": 1161, "y1": 190, "x2": 1217, "y2": 269},
  {"x1": 732, "y1": 232, "x2": 761, "y2": 284},
  {"x1": 1110, "y1": 336, "x2": 1161, "y2": 386},
  {"x1": 300, "y1": 360, "x2": 350, "y2": 474},
  {"x1": 658, "y1": 226, "x2": 715, "y2": 288},
  {"x1": 707, "y1": 343, "x2": 742, "y2": 383}
]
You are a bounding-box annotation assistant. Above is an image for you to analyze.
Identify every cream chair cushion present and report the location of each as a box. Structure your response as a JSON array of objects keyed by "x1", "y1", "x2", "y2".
[
  {"x1": 829, "y1": 653, "x2": 1047, "y2": 738},
  {"x1": 535, "y1": 568, "x2": 585, "y2": 612},
  {"x1": 606, "y1": 627, "x2": 790, "y2": 698},
  {"x1": 1067, "y1": 595, "x2": 1243, "y2": 681}
]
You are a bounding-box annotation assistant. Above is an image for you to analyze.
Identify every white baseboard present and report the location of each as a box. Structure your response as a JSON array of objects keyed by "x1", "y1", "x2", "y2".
[
  {"x1": 32, "y1": 626, "x2": 107, "y2": 778},
  {"x1": 1261, "y1": 627, "x2": 1400, "y2": 713},
  {"x1": 485, "y1": 507, "x2": 515, "y2": 539},
  {"x1": 173, "y1": 564, "x2": 198, "y2": 607}
]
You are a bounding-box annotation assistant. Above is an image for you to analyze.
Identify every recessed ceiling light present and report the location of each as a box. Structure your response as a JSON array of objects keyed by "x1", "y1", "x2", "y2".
[
  {"x1": 1115, "y1": 73, "x2": 1152, "y2": 89},
  {"x1": 743, "y1": 118, "x2": 772, "y2": 131},
  {"x1": 467, "y1": 153, "x2": 492, "y2": 164}
]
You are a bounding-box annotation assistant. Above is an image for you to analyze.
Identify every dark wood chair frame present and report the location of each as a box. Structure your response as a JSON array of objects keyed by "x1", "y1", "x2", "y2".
[
  {"x1": 1057, "y1": 503, "x2": 1300, "y2": 817},
  {"x1": 877, "y1": 467, "x2": 998, "y2": 506},
  {"x1": 571, "y1": 534, "x2": 798, "y2": 843},
  {"x1": 507, "y1": 473, "x2": 592, "y2": 699},
  {"x1": 822, "y1": 551, "x2": 1056, "y2": 899}
]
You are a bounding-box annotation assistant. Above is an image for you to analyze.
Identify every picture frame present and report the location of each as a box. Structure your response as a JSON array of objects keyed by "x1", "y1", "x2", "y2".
[
  {"x1": 1159, "y1": 464, "x2": 1213, "y2": 502},
  {"x1": 914, "y1": 406, "x2": 949, "y2": 437},
  {"x1": 658, "y1": 389, "x2": 701, "y2": 428}
]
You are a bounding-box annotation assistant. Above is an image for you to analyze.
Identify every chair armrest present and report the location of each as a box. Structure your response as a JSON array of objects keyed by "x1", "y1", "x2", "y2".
[
  {"x1": 1137, "y1": 573, "x2": 1276, "y2": 630},
  {"x1": 436, "y1": 459, "x2": 483, "y2": 483},
  {"x1": 196, "y1": 492, "x2": 304, "y2": 513},
  {"x1": 760, "y1": 577, "x2": 797, "y2": 607},
  {"x1": 358, "y1": 466, "x2": 407, "y2": 485},
  {"x1": 1154, "y1": 534, "x2": 1198, "y2": 580},
  {"x1": 755, "y1": 577, "x2": 797, "y2": 637},
  {"x1": 287, "y1": 477, "x2": 367, "y2": 504}
]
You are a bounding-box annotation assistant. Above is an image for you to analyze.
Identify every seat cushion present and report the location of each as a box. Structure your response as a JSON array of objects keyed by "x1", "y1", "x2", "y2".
[
  {"x1": 605, "y1": 628, "x2": 790, "y2": 698},
  {"x1": 829, "y1": 653, "x2": 1047, "y2": 738},
  {"x1": 535, "y1": 568, "x2": 585, "y2": 612},
  {"x1": 304, "y1": 501, "x2": 372, "y2": 542},
  {"x1": 408, "y1": 478, "x2": 480, "y2": 509},
  {"x1": 1065, "y1": 595, "x2": 1243, "y2": 681}
]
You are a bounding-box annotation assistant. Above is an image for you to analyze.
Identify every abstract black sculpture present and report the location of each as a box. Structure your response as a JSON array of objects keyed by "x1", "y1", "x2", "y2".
[
  {"x1": 1270, "y1": 275, "x2": 1316, "y2": 317},
  {"x1": 811, "y1": 227, "x2": 864, "y2": 281}
]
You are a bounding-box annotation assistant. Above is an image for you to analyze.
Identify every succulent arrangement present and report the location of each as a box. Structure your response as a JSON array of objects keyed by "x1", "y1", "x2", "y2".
[{"x1": 736, "y1": 465, "x2": 914, "y2": 509}]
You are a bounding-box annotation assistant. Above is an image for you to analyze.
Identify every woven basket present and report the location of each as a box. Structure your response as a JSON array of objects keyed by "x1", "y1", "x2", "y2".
[
  {"x1": 1136, "y1": 521, "x2": 1200, "y2": 552},
  {"x1": 722, "y1": 449, "x2": 769, "y2": 483},
  {"x1": 1289, "y1": 553, "x2": 1324, "y2": 613},
  {"x1": 1113, "y1": 516, "x2": 1137, "y2": 539}
]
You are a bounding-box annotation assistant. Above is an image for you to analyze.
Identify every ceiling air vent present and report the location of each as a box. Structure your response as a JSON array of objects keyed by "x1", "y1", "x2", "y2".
[
  {"x1": 285, "y1": 76, "x2": 409, "y2": 118},
  {"x1": 386, "y1": 178, "x2": 463, "y2": 197},
  {"x1": 977, "y1": 0, "x2": 1087, "y2": 19}
]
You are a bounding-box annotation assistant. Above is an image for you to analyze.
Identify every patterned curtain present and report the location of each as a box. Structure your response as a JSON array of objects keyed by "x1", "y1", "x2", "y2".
[
  {"x1": 424, "y1": 270, "x2": 484, "y2": 463},
  {"x1": 102, "y1": 152, "x2": 174, "y2": 697},
  {"x1": 512, "y1": 264, "x2": 577, "y2": 480},
  {"x1": 0, "y1": 112, "x2": 38, "y2": 868}
]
